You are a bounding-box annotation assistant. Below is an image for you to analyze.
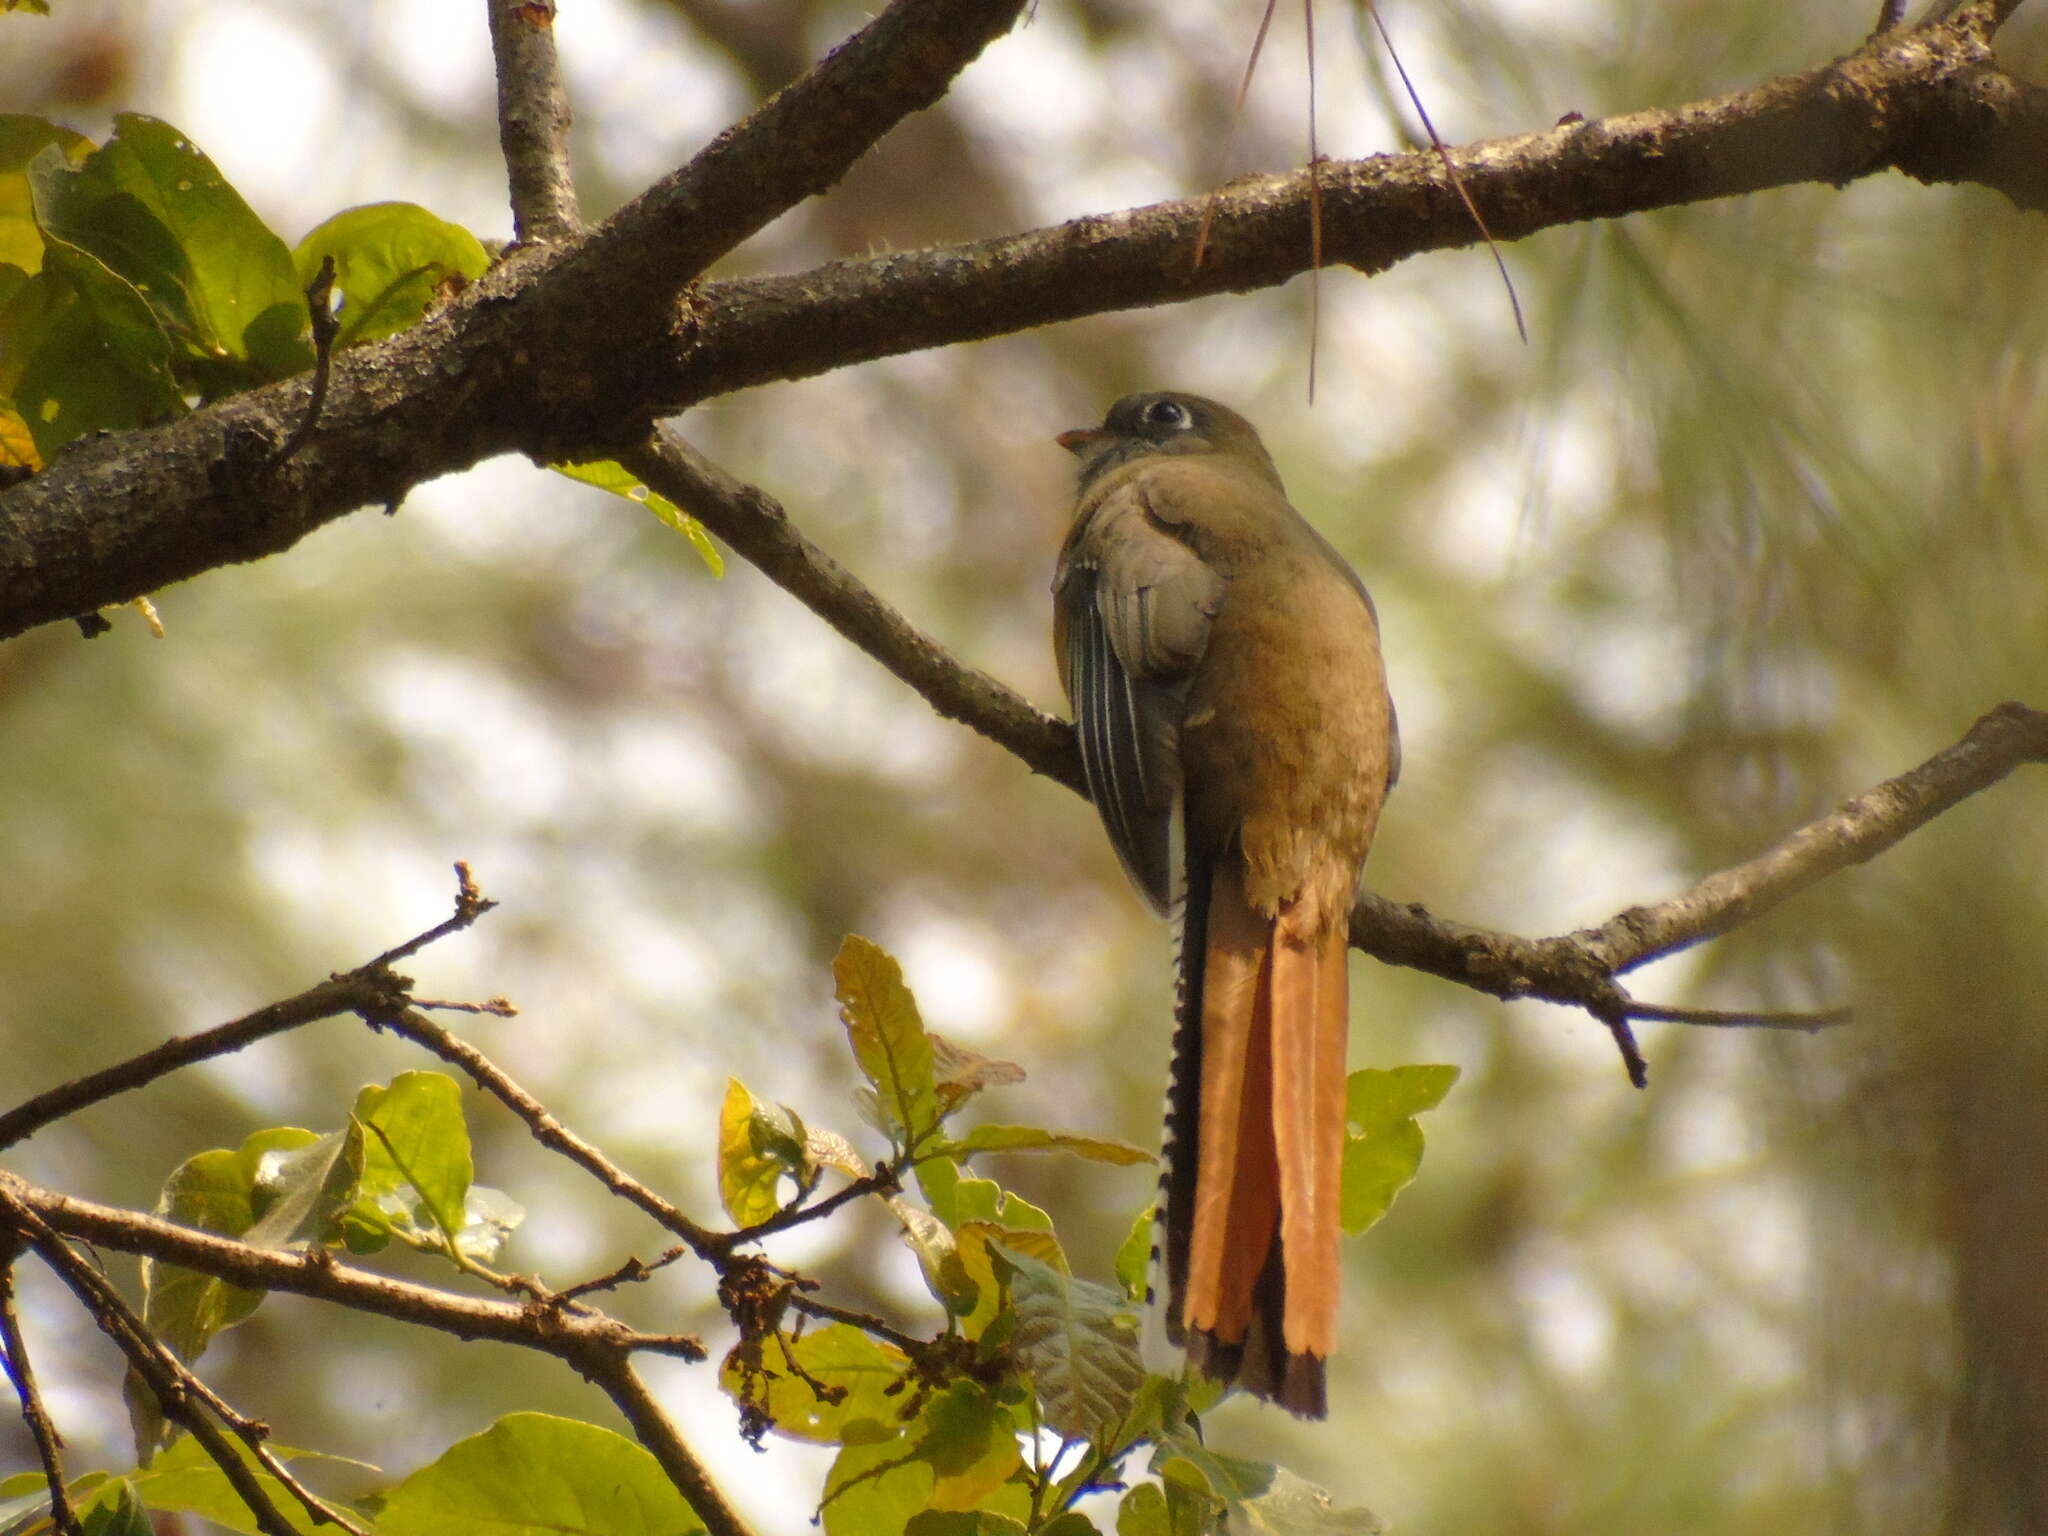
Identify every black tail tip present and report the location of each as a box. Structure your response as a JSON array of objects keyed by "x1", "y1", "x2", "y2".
[{"x1": 1187, "y1": 1331, "x2": 1329, "y2": 1420}]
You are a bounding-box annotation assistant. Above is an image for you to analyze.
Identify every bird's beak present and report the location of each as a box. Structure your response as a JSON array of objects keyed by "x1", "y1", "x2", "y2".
[{"x1": 1056, "y1": 427, "x2": 1107, "y2": 457}]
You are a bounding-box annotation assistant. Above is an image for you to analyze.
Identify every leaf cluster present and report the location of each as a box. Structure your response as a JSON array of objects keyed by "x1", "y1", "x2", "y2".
[
  {"x1": 5, "y1": 929, "x2": 1457, "y2": 1536},
  {"x1": 0, "y1": 111, "x2": 719, "y2": 575}
]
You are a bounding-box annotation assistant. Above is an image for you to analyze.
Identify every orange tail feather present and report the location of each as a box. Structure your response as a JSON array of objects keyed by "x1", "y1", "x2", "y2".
[{"x1": 1175, "y1": 862, "x2": 1350, "y2": 1418}]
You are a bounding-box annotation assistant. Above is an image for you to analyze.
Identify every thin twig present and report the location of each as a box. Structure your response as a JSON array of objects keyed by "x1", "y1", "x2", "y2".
[
  {"x1": 619, "y1": 429, "x2": 1082, "y2": 792},
  {"x1": 487, "y1": 0, "x2": 584, "y2": 244},
  {"x1": 575, "y1": 1353, "x2": 761, "y2": 1536},
  {"x1": 787, "y1": 1294, "x2": 927, "y2": 1355},
  {"x1": 371, "y1": 860, "x2": 497, "y2": 968},
  {"x1": 0, "y1": 1243, "x2": 82, "y2": 1536},
  {"x1": 0, "y1": 975, "x2": 368, "y2": 1151},
  {"x1": 1623, "y1": 1001, "x2": 1851, "y2": 1031},
  {"x1": 724, "y1": 1161, "x2": 900, "y2": 1249},
  {"x1": 25, "y1": 1208, "x2": 373, "y2": 1536},
  {"x1": 272, "y1": 255, "x2": 339, "y2": 467},
  {"x1": 0, "y1": 864, "x2": 493, "y2": 1151},
  {"x1": 554, "y1": 1245, "x2": 689, "y2": 1302},
  {"x1": 365, "y1": 1005, "x2": 726, "y2": 1261},
  {"x1": 14, "y1": 1213, "x2": 304, "y2": 1536}
]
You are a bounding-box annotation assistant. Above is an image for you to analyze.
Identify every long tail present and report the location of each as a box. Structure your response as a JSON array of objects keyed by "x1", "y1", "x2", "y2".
[{"x1": 1160, "y1": 856, "x2": 1350, "y2": 1419}]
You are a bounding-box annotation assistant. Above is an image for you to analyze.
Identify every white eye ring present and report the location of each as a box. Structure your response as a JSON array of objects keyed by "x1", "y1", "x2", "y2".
[{"x1": 1145, "y1": 399, "x2": 1189, "y2": 428}]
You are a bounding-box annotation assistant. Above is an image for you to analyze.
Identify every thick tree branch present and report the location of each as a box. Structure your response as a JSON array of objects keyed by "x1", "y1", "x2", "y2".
[
  {"x1": 488, "y1": 0, "x2": 584, "y2": 244},
  {"x1": 0, "y1": 4, "x2": 2038, "y2": 639}
]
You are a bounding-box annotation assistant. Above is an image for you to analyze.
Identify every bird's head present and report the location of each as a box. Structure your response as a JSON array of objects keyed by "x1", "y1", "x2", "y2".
[{"x1": 1057, "y1": 391, "x2": 1279, "y2": 490}]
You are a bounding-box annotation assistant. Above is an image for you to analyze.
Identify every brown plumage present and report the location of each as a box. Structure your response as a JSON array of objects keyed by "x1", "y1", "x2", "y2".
[{"x1": 1052, "y1": 392, "x2": 1397, "y2": 1418}]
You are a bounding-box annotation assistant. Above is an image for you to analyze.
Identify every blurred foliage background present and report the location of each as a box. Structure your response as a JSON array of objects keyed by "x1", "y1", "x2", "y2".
[{"x1": 5, "y1": 0, "x2": 2048, "y2": 1530}]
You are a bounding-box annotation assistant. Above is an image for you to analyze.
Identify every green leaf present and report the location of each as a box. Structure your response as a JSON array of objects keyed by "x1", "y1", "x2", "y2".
[
  {"x1": 77, "y1": 1480, "x2": 152, "y2": 1536},
  {"x1": 940, "y1": 1123, "x2": 1153, "y2": 1166},
  {"x1": 131, "y1": 1127, "x2": 333, "y2": 1455},
  {"x1": 1154, "y1": 1427, "x2": 1383, "y2": 1535},
  {"x1": 915, "y1": 1149, "x2": 963, "y2": 1228},
  {"x1": 820, "y1": 1433, "x2": 934, "y2": 1536},
  {"x1": 886, "y1": 1196, "x2": 975, "y2": 1316},
  {"x1": 291, "y1": 201, "x2": 487, "y2": 348},
  {"x1": 716, "y1": 1081, "x2": 786, "y2": 1228},
  {"x1": 1340, "y1": 1065, "x2": 1459, "y2": 1237},
  {"x1": 0, "y1": 1471, "x2": 117, "y2": 1536},
  {"x1": 719, "y1": 1323, "x2": 912, "y2": 1444},
  {"x1": 941, "y1": 1175, "x2": 1063, "y2": 1336},
  {"x1": 28, "y1": 114, "x2": 310, "y2": 391},
  {"x1": 0, "y1": 114, "x2": 91, "y2": 272},
  {"x1": 375, "y1": 1413, "x2": 706, "y2": 1535},
  {"x1": 834, "y1": 934, "x2": 941, "y2": 1148},
  {"x1": 1038, "y1": 1518, "x2": 1104, "y2": 1536},
  {"x1": 554, "y1": 459, "x2": 724, "y2": 574},
  {"x1": 717, "y1": 1077, "x2": 804, "y2": 1226},
  {"x1": 143, "y1": 1127, "x2": 323, "y2": 1361},
  {"x1": 906, "y1": 1513, "x2": 1030, "y2": 1535},
  {"x1": 0, "y1": 252, "x2": 182, "y2": 459},
  {"x1": 242, "y1": 1127, "x2": 359, "y2": 1250},
  {"x1": 1114, "y1": 1206, "x2": 1153, "y2": 1303},
  {"x1": 951, "y1": 1176, "x2": 1052, "y2": 1231},
  {"x1": 997, "y1": 1245, "x2": 1144, "y2": 1439},
  {"x1": 916, "y1": 1382, "x2": 1023, "y2": 1511},
  {"x1": 1226, "y1": 1466, "x2": 1384, "y2": 1533},
  {"x1": 347, "y1": 1070, "x2": 476, "y2": 1257},
  {"x1": 1117, "y1": 1482, "x2": 1171, "y2": 1536},
  {"x1": 821, "y1": 1385, "x2": 1024, "y2": 1536},
  {"x1": 127, "y1": 1433, "x2": 368, "y2": 1535}
]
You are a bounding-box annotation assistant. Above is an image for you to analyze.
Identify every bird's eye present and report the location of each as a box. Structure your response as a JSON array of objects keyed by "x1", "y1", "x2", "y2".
[{"x1": 1145, "y1": 399, "x2": 1190, "y2": 429}]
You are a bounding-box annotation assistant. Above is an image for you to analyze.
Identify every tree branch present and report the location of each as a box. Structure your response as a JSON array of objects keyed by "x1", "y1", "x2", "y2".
[
  {"x1": 0, "y1": 1244, "x2": 81, "y2": 1536},
  {"x1": 0, "y1": 864, "x2": 495, "y2": 1152},
  {"x1": 0, "y1": 1173, "x2": 706, "y2": 1363},
  {"x1": 487, "y1": 0, "x2": 584, "y2": 245},
  {"x1": 574, "y1": 1353, "x2": 762, "y2": 1536},
  {"x1": 620, "y1": 429, "x2": 1082, "y2": 790},
  {"x1": 367, "y1": 1004, "x2": 727, "y2": 1262},
  {"x1": 11, "y1": 1207, "x2": 305, "y2": 1536},
  {"x1": 607, "y1": 438, "x2": 2048, "y2": 1049},
  {"x1": 1, "y1": 4, "x2": 2039, "y2": 639},
  {"x1": 1348, "y1": 703, "x2": 2048, "y2": 1008}
]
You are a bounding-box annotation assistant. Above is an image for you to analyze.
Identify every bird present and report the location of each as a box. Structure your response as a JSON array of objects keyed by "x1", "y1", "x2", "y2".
[{"x1": 1051, "y1": 391, "x2": 1398, "y2": 1418}]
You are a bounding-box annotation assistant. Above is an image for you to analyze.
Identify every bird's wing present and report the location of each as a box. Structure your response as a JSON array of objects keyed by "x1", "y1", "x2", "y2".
[{"x1": 1053, "y1": 480, "x2": 1225, "y2": 913}]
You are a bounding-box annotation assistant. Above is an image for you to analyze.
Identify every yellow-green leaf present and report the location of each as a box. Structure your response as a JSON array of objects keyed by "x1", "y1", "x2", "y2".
[
  {"x1": 720, "y1": 1323, "x2": 912, "y2": 1444},
  {"x1": 1340, "y1": 1064, "x2": 1460, "y2": 1237},
  {"x1": 554, "y1": 458, "x2": 723, "y2": 574},
  {"x1": 717, "y1": 1077, "x2": 794, "y2": 1227},
  {"x1": 834, "y1": 935, "x2": 940, "y2": 1147},
  {"x1": 376, "y1": 1413, "x2": 706, "y2": 1535}
]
